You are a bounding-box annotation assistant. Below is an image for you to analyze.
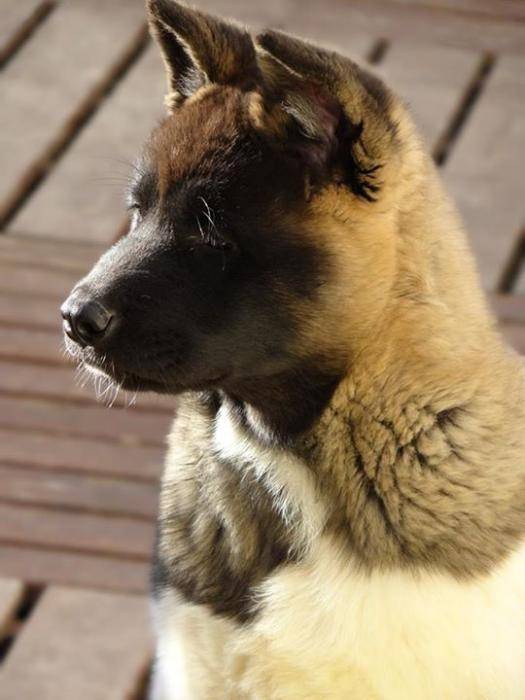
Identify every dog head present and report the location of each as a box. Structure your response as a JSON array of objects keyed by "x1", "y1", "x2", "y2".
[{"x1": 61, "y1": 0, "x2": 411, "y2": 431}]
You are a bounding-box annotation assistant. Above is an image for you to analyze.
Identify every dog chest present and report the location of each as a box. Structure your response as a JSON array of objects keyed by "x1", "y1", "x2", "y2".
[{"x1": 152, "y1": 538, "x2": 525, "y2": 699}]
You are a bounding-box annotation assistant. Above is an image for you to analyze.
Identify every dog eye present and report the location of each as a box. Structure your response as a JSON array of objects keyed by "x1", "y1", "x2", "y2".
[
  {"x1": 195, "y1": 211, "x2": 235, "y2": 253},
  {"x1": 190, "y1": 236, "x2": 236, "y2": 257},
  {"x1": 201, "y1": 234, "x2": 234, "y2": 252}
]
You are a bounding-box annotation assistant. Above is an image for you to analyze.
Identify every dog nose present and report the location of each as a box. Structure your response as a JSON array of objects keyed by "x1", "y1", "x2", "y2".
[{"x1": 61, "y1": 296, "x2": 113, "y2": 347}]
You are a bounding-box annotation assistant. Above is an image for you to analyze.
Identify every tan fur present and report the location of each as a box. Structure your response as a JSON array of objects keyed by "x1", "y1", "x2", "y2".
[{"x1": 144, "y1": 5, "x2": 525, "y2": 698}]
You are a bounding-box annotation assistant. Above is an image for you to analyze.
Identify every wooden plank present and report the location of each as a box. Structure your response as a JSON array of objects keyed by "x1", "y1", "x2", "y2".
[
  {"x1": 500, "y1": 322, "x2": 525, "y2": 355},
  {"x1": 0, "y1": 578, "x2": 24, "y2": 639},
  {"x1": 492, "y1": 293, "x2": 525, "y2": 354},
  {"x1": 0, "y1": 546, "x2": 149, "y2": 594},
  {"x1": 0, "y1": 502, "x2": 154, "y2": 558},
  {"x1": 497, "y1": 227, "x2": 525, "y2": 293},
  {"x1": 0, "y1": 0, "x2": 42, "y2": 49},
  {"x1": 11, "y1": 46, "x2": 165, "y2": 243},
  {"x1": 378, "y1": 41, "x2": 481, "y2": 150},
  {"x1": 490, "y1": 293, "x2": 525, "y2": 324},
  {"x1": 0, "y1": 359, "x2": 176, "y2": 411},
  {"x1": 0, "y1": 359, "x2": 177, "y2": 412},
  {"x1": 0, "y1": 0, "x2": 146, "y2": 227},
  {"x1": 204, "y1": 0, "x2": 525, "y2": 52},
  {"x1": 0, "y1": 395, "x2": 170, "y2": 445},
  {"x1": 291, "y1": 0, "x2": 525, "y2": 54},
  {"x1": 0, "y1": 327, "x2": 65, "y2": 364},
  {"x1": 0, "y1": 262, "x2": 80, "y2": 298},
  {"x1": 0, "y1": 429, "x2": 162, "y2": 481},
  {"x1": 0, "y1": 0, "x2": 53, "y2": 66},
  {"x1": 0, "y1": 234, "x2": 104, "y2": 272},
  {"x1": 518, "y1": 269, "x2": 525, "y2": 294},
  {"x1": 281, "y1": 12, "x2": 374, "y2": 60},
  {"x1": 383, "y1": 0, "x2": 525, "y2": 23},
  {"x1": 0, "y1": 465, "x2": 157, "y2": 520},
  {"x1": 196, "y1": 0, "x2": 295, "y2": 29},
  {"x1": 0, "y1": 294, "x2": 69, "y2": 331},
  {"x1": 0, "y1": 586, "x2": 151, "y2": 699},
  {"x1": 12, "y1": 24, "x2": 375, "y2": 243},
  {"x1": 444, "y1": 55, "x2": 525, "y2": 290}
]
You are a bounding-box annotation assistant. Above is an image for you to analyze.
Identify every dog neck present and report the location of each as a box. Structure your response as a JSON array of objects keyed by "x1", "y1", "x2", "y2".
[{"x1": 219, "y1": 363, "x2": 343, "y2": 444}]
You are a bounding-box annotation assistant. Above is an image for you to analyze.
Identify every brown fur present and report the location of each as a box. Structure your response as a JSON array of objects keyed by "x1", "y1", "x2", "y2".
[
  {"x1": 62, "y1": 2, "x2": 525, "y2": 635},
  {"x1": 147, "y1": 7, "x2": 525, "y2": 612}
]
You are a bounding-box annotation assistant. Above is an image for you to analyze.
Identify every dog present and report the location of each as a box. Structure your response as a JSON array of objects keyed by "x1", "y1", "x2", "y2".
[{"x1": 61, "y1": 1, "x2": 525, "y2": 697}]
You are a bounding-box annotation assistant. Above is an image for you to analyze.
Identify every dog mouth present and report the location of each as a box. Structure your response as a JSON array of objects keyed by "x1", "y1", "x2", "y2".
[
  {"x1": 64, "y1": 340, "x2": 176, "y2": 395},
  {"x1": 87, "y1": 363, "x2": 173, "y2": 393},
  {"x1": 64, "y1": 338, "x2": 228, "y2": 398},
  {"x1": 83, "y1": 357, "x2": 177, "y2": 394}
]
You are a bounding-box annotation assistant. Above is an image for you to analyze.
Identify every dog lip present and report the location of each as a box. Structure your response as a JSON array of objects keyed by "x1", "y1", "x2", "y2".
[
  {"x1": 83, "y1": 359, "x2": 174, "y2": 393},
  {"x1": 82, "y1": 355, "x2": 231, "y2": 394}
]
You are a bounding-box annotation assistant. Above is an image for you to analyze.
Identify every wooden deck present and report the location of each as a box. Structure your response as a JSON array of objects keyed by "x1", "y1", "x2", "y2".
[{"x1": 0, "y1": 0, "x2": 523, "y2": 697}]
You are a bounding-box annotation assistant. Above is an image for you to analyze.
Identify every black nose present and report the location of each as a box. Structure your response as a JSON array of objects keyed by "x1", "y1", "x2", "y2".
[{"x1": 61, "y1": 296, "x2": 113, "y2": 347}]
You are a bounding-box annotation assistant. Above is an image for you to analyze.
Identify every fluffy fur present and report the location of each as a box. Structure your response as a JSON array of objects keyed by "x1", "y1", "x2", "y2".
[
  {"x1": 152, "y1": 404, "x2": 525, "y2": 699},
  {"x1": 60, "y1": 1, "x2": 525, "y2": 697}
]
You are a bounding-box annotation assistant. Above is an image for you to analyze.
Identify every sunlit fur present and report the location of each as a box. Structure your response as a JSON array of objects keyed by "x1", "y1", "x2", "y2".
[
  {"x1": 58, "y1": 1, "x2": 525, "y2": 697},
  {"x1": 142, "y1": 3, "x2": 525, "y2": 698}
]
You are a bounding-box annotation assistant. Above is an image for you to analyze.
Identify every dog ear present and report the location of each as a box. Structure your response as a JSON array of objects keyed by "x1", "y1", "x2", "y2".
[
  {"x1": 257, "y1": 50, "x2": 343, "y2": 174},
  {"x1": 256, "y1": 29, "x2": 397, "y2": 199},
  {"x1": 147, "y1": 0, "x2": 258, "y2": 108}
]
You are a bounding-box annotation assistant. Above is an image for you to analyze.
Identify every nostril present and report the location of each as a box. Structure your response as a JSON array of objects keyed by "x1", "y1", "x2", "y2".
[
  {"x1": 77, "y1": 301, "x2": 113, "y2": 338},
  {"x1": 61, "y1": 298, "x2": 114, "y2": 347}
]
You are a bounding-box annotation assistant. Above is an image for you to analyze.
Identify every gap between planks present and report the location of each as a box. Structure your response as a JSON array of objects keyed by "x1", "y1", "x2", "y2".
[
  {"x1": 433, "y1": 52, "x2": 495, "y2": 166},
  {"x1": 366, "y1": 37, "x2": 390, "y2": 66},
  {"x1": 0, "y1": 582, "x2": 42, "y2": 666},
  {"x1": 496, "y1": 227, "x2": 525, "y2": 293},
  {"x1": 0, "y1": 24, "x2": 150, "y2": 230},
  {"x1": 0, "y1": 1, "x2": 55, "y2": 70},
  {"x1": 0, "y1": 586, "x2": 152, "y2": 698}
]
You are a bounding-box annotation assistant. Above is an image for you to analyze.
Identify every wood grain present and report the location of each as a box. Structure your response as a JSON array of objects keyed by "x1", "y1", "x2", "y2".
[
  {"x1": 0, "y1": 502, "x2": 154, "y2": 558},
  {"x1": 0, "y1": 464, "x2": 157, "y2": 519},
  {"x1": 0, "y1": 395, "x2": 170, "y2": 445},
  {"x1": 0, "y1": 0, "x2": 146, "y2": 226},
  {"x1": 444, "y1": 55, "x2": 525, "y2": 290},
  {"x1": 11, "y1": 46, "x2": 165, "y2": 243},
  {"x1": 0, "y1": 427, "x2": 162, "y2": 481},
  {"x1": 0, "y1": 546, "x2": 150, "y2": 594},
  {"x1": 378, "y1": 41, "x2": 480, "y2": 150},
  {"x1": 0, "y1": 586, "x2": 152, "y2": 699}
]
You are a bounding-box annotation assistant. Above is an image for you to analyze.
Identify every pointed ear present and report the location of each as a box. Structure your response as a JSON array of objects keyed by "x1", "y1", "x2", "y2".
[
  {"x1": 147, "y1": 0, "x2": 258, "y2": 109},
  {"x1": 256, "y1": 29, "x2": 397, "y2": 198},
  {"x1": 257, "y1": 50, "x2": 343, "y2": 173}
]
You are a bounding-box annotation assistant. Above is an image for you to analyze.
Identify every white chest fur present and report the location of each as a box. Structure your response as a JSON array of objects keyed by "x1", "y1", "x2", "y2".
[
  {"x1": 212, "y1": 403, "x2": 327, "y2": 553},
  {"x1": 152, "y1": 407, "x2": 525, "y2": 700}
]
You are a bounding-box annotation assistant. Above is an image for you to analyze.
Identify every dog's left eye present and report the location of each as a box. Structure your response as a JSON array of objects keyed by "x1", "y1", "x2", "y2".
[
  {"x1": 194, "y1": 211, "x2": 235, "y2": 253},
  {"x1": 188, "y1": 235, "x2": 236, "y2": 258},
  {"x1": 199, "y1": 233, "x2": 234, "y2": 252}
]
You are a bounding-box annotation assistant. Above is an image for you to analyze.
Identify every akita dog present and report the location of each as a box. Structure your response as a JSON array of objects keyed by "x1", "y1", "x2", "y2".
[{"x1": 61, "y1": 1, "x2": 525, "y2": 698}]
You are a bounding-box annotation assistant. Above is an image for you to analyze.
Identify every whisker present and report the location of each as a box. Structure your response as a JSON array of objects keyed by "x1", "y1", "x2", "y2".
[{"x1": 199, "y1": 196, "x2": 216, "y2": 233}]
